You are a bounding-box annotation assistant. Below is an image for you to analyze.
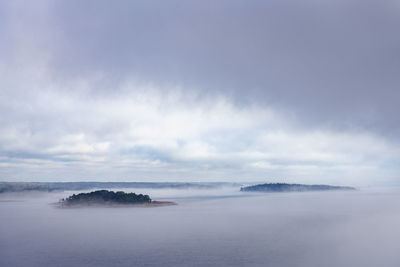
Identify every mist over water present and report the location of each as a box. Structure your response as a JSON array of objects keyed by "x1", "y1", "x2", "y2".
[{"x1": 1, "y1": 187, "x2": 400, "y2": 267}]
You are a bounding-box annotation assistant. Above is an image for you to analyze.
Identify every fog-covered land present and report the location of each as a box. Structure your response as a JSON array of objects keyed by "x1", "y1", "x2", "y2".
[
  {"x1": 0, "y1": 182, "x2": 240, "y2": 193},
  {"x1": 241, "y1": 183, "x2": 355, "y2": 192}
]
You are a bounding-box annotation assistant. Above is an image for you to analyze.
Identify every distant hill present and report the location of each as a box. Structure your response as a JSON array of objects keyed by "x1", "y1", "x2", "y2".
[
  {"x1": 60, "y1": 190, "x2": 152, "y2": 206},
  {"x1": 0, "y1": 181, "x2": 241, "y2": 193},
  {"x1": 240, "y1": 183, "x2": 356, "y2": 193}
]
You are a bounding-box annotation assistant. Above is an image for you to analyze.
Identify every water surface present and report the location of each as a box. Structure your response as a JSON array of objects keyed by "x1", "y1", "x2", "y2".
[{"x1": 1, "y1": 187, "x2": 400, "y2": 266}]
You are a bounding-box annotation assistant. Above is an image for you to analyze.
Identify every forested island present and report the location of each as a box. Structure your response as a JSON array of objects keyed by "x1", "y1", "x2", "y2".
[
  {"x1": 60, "y1": 190, "x2": 175, "y2": 207},
  {"x1": 240, "y1": 183, "x2": 356, "y2": 193}
]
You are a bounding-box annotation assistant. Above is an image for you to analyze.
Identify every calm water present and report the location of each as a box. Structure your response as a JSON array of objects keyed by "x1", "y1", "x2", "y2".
[{"x1": 1, "y1": 187, "x2": 400, "y2": 267}]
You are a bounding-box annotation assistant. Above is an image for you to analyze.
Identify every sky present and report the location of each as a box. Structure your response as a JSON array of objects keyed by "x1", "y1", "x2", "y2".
[{"x1": 0, "y1": 0, "x2": 399, "y2": 185}]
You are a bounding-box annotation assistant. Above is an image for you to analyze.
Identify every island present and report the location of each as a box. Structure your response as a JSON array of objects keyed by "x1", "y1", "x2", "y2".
[
  {"x1": 59, "y1": 190, "x2": 175, "y2": 207},
  {"x1": 240, "y1": 183, "x2": 356, "y2": 193}
]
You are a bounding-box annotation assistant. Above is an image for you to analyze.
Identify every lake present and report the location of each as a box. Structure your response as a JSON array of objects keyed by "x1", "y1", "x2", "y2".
[{"x1": 1, "y1": 186, "x2": 400, "y2": 266}]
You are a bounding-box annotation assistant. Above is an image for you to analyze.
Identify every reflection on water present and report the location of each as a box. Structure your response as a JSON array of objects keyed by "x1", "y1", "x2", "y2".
[{"x1": 1, "y1": 187, "x2": 400, "y2": 267}]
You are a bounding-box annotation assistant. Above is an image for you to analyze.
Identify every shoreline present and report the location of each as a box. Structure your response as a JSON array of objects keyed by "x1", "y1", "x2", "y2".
[{"x1": 54, "y1": 200, "x2": 177, "y2": 208}]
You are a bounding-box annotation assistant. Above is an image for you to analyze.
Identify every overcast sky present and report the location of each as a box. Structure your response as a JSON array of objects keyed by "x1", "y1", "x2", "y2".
[{"x1": 1, "y1": 0, "x2": 399, "y2": 185}]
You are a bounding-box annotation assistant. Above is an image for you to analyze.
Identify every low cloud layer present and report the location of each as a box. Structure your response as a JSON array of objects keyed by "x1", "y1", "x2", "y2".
[
  {"x1": 0, "y1": 0, "x2": 399, "y2": 184},
  {"x1": 1, "y1": 84, "x2": 398, "y2": 184}
]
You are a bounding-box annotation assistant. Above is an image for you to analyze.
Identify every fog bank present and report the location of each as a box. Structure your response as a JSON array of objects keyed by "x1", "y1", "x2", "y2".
[{"x1": 1, "y1": 187, "x2": 400, "y2": 266}]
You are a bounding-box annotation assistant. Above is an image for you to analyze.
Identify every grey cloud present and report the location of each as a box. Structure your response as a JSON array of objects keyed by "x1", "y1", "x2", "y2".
[
  {"x1": 123, "y1": 145, "x2": 175, "y2": 163},
  {"x1": 5, "y1": 0, "x2": 396, "y2": 136}
]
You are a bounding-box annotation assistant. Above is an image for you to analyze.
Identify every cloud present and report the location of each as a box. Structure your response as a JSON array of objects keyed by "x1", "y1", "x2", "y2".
[
  {"x1": 0, "y1": 0, "x2": 399, "y2": 184},
  {"x1": 0, "y1": 80, "x2": 398, "y2": 184},
  {"x1": 1, "y1": 0, "x2": 399, "y2": 135}
]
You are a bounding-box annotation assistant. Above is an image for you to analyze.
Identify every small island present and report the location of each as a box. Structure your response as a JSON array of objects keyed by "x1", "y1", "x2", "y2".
[
  {"x1": 59, "y1": 190, "x2": 175, "y2": 207},
  {"x1": 240, "y1": 183, "x2": 356, "y2": 193}
]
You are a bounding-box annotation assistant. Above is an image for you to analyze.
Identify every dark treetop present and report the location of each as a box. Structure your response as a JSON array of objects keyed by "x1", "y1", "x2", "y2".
[
  {"x1": 240, "y1": 183, "x2": 356, "y2": 193},
  {"x1": 61, "y1": 190, "x2": 152, "y2": 206}
]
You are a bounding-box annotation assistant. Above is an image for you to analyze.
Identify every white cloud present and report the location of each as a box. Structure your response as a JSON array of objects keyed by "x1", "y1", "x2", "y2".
[{"x1": 0, "y1": 77, "x2": 399, "y2": 185}]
